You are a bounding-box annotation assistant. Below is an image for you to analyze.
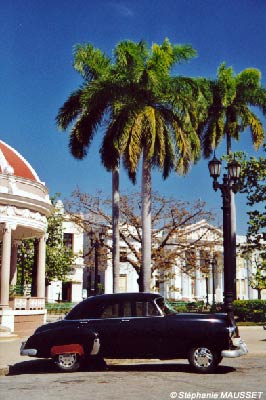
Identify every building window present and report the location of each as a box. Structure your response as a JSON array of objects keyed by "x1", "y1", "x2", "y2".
[
  {"x1": 120, "y1": 247, "x2": 127, "y2": 262},
  {"x1": 119, "y1": 274, "x2": 127, "y2": 292},
  {"x1": 64, "y1": 233, "x2": 73, "y2": 251}
]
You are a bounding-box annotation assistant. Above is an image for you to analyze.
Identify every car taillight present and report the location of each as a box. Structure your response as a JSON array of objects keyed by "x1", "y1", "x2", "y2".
[{"x1": 228, "y1": 326, "x2": 236, "y2": 337}]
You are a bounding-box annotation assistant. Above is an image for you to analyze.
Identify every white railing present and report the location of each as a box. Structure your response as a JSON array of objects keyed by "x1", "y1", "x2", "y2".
[{"x1": 10, "y1": 297, "x2": 45, "y2": 310}]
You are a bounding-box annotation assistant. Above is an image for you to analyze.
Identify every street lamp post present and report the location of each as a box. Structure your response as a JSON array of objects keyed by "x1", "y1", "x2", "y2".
[
  {"x1": 89, "y1": 228, "x2": 105, "y2": 295},
  {"x1": 205, "y1": 274, "x2": 209, "y2": 305},
  {"x1": 211, "y1": 256, "x2": 216, "y2": 305},
  {"x1": 208, "y1": 155, "x2": 241, "y2": 317}
]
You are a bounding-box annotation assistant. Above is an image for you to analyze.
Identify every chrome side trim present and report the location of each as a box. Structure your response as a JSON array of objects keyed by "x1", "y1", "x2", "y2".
[
  {"x1": 221, "y1": 337, "x2": 248, "y2": 358},
  {"x1": 90, "y1": 337, "x2": 100, "y2": 355}
]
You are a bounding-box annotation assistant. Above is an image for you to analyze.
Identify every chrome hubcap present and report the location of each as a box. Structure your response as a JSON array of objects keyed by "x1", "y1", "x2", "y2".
[
  {"x1": 194, "y1": 348, "x2": 213, "y2": 368},
  {"x1": 57, "y1": 353, "x2": 77, "y2": 369}
]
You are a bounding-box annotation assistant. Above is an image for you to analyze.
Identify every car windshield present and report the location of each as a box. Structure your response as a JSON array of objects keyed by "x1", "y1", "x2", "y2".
[{"x1": 155, "y1": 298, "x2": 176, "y2": 315}]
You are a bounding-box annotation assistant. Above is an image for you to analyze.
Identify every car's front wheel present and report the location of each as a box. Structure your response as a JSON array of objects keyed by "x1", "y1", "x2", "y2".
[
  {"x1": 188, "y1": 346, "x2": 219, "y2": 373},
  {"x1": 54, "y1": 353, "x2": 81, "y2": 372}
]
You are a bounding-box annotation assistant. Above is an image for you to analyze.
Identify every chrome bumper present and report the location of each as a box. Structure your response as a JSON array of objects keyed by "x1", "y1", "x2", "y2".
[
  {"x1": 221, "y1": 337, "x2": 248, "y2": 358},
  {"x1": 20, "y1": 341, "x2": 37, "y2": 357}
]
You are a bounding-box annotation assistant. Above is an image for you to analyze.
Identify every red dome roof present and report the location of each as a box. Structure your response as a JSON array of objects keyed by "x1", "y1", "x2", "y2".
[{"x1": 0, "y1": 140, "x2": 40, "y2": 182}]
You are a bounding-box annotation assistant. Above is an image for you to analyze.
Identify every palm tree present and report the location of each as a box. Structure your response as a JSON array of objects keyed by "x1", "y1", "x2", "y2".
[
  {"x1": 57, "y1": 39, "x2": 201, "y2": 292},
  {"x1": 100, "y1": 39, "x2": 201, "y2": 291},
  {"x1": 199, "y1": 63, "x2": 266, "y2": 300},
  {"x1": 199, "y1": 63, "x2": 266, "y2": 156}
]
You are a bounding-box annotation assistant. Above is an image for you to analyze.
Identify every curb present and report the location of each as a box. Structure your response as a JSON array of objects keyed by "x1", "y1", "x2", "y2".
[
  {"x1": 0, "y1": 365, "x2": 9, "y2": 376},
  {"x1": 0, "y1": 335, "x2": 19, "y2": 341}
]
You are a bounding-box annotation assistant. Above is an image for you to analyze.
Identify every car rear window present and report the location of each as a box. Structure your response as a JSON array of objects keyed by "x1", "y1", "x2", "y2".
[{"x1": 65, "y1": 301, "x2": 101, "y2": 319}]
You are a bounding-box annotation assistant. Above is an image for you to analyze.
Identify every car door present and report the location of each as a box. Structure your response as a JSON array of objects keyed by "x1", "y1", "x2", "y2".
[
  {"x1": 84, "y1": 301, "x2": 122, "y2": 357},
  {"x1": 160, "y1": 314, "x2": 197, "y2": 358},
  {"x1": 116, "y1": 299, "x2": 165, "y2": 358}
]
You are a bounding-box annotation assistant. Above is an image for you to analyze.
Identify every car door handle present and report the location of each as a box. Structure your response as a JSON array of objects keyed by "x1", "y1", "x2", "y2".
[{"x1": 121, "y1": 319, "x2": 130, "y2": 322}]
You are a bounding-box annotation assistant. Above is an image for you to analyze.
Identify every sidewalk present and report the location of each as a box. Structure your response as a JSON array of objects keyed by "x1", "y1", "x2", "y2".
[{"x1": 0, "y1": 326, "x2": 265, "y2": 376}]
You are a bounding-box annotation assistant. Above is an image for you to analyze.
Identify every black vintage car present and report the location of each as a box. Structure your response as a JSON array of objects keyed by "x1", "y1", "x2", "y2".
[{"x1": 21, "y1": 292, "x2": 248, "y2": 373}]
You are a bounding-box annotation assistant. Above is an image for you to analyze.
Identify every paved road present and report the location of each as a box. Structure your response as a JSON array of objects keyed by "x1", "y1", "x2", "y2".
[
  {"x1": 0, "y1": 355, "x2": 265, "y2": 400},
  {"x1": 0, "y1": 326, "x2": 265, "y2": 400}
]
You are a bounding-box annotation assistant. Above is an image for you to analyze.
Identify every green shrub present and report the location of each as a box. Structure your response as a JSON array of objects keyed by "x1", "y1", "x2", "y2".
[
  {"x1": 45, "y1": 302, "x2": 75, "y2": 314},
  {"x1": 168, "y1": 300, "x2": 207, "y2": 313},
  {"x1": 168, "y1": 299, "x2": 266, "y2": 322},
  {"x1": 233, "y1": 300, "x2": 266, "y2": 322}
]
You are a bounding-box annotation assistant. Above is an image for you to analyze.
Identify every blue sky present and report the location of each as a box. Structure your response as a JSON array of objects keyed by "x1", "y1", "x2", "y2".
[{"x1": 1, "y1": 0, "x2": 266, "y2": 234}]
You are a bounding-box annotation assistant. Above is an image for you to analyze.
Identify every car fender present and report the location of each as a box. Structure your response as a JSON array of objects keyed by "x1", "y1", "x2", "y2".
[
  {"x1": 24, "y1": 324, "x2": 100, "y2": 358},
  {"x1": 49, "y1": 326, "x2": 101, "y2": 357}
]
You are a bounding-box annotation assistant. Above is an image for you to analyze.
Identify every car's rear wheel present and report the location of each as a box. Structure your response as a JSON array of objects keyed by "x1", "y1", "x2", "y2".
[
  {"x1": 188, "y1": 346, "x2": 219, "y2": 373},
  {"x1": 55, "y1": 353, "x2": 81, "y2": 372}
]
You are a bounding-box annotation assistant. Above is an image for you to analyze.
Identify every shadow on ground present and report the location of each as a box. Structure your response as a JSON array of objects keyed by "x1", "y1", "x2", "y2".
[{"x1": 8, "y1": 359, "x2": 235, "y2": 376}]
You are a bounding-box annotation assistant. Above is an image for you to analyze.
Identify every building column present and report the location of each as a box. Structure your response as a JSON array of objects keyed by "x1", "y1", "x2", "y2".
[
  {"x1": 244, "y1": 258, "x2": 249, "y2": 300},
  {"x1": 215, "y1": 255, "x2": 222, "y2": 302},
  {"x1": 247, "y1": 256, "x2": 255, "y2": 300},
  {"x1": 104, "y1": 264, "x2": 113, "y2": 294},
  {"x1": 37, "y1": 234, "x2": 47, "y2": 298},
  {"x1": 194, "y1": 251, "x2": 201, "y2": 299},
  {"x1": 10, "y1": 240, "x2": 20, "y2": 286},
  {"x1": 0, "y1": 224, "x2": 14, "y2": 307},
  {"x1": 181, "y1": 271, "x2": 190, "y2": 299}
]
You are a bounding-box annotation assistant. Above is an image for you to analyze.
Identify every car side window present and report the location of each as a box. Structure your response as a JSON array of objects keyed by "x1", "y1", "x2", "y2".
[
  {"x1": 123, "y1": 301, "x2": 132, "y2": 317},
  {"x1": 101, "y1": 303, "x2": 119, "y2": 318},
  {"x1": 135, "y1": 301, "x2": 160, "y2": 317}
]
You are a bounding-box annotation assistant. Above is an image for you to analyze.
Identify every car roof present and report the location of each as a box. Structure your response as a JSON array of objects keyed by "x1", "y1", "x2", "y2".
[{"x1": 83, "y1": 292, "x2": 162, "y2": 304}]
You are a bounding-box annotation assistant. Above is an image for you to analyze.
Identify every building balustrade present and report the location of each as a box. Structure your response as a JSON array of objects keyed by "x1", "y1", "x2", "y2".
[{"x1": 9, "y1": 297, "x2": 45, "y2": 310}]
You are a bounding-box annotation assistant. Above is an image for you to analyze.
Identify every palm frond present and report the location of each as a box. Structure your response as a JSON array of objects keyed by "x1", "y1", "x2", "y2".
[
  {"x1": 151, "y1": 112, "x2": 166, "y2": 169},
  {"x1": 172, "y1": 120, "x2": 191, "y2": 171},
  {"x1": 141, "y1": 106, "x2": 157, "y2": 158},
  {"x1": 241, "y1": 106, "x2": 265, "y2": 149},
  {"x1": 236, "y1": 68, "x2": 261, "y2": 92},
  {"x1": 113, "y1": 40, "x2": 148, "y2": 83},
  {"x1": 100, "y1": 107, "x2": 133, "y2": 170},
  {"x1": 161, "y1": 127, "x2": 175, "y2": 179},
  {"x1": 68, "y1": 113, "x2": 95, "y2": 158},
  {"x1": 56, "y1": 88, "x2": 83, "y2": 130},
  {"x1": 188, "y1": 130, "x2": 201, "y2": 163},
  {"x1": 73, "y1": 43, "x2": 111, "y2": 81},
  {"x1": 120, "y1": 112, "x2": 145, "y2": 182},
  {"x1": 68, "y1": 130, "x2": 88, "y2": 159},
  {"x1": 248, "y1": 87, "x2": 266, "y2": 115}
]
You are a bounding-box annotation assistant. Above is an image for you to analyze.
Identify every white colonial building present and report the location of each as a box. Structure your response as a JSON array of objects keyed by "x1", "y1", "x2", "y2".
[
  {"x1": 0, "y1": 140, "x2": 51, "y2": 336},
  {"x1": 0, "y1": 141, "x2": 86, "y2": 336},
  {"x1": 84, "y1": 219, "x2": 265, "y2": 302}
]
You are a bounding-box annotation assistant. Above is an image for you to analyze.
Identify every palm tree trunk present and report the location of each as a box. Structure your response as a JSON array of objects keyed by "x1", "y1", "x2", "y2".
[
  {"x1": 141, "y1": 147, "x2": 152, "y2": 292},
  {"x1": 112, "y1": 166, "x2": 120, "y2": 293}
]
